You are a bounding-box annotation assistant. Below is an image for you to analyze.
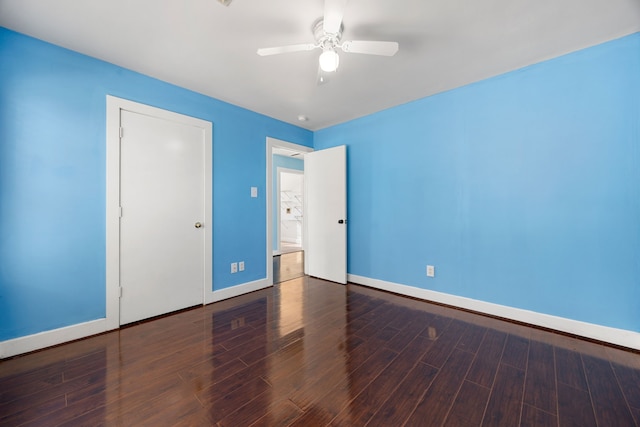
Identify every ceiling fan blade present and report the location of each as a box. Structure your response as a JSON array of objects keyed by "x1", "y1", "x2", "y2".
[
  {"x1": 257, "y1": 44, "x2": 316, "y2": 56},
  {"x1": 324, "y1": 0, "x2": 348, "y2": 34},
  {"x1": 341, "y1": 40, "x2": 399, "y2": 56}
]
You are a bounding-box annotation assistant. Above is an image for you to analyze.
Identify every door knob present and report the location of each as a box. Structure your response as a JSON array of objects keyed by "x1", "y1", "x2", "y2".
[
  {"x1": 338, "y1": 219, "x2": 345, "y2": 224},
  {"x1": 195, "y1": 222, "x2": 202, "y2": 228}
]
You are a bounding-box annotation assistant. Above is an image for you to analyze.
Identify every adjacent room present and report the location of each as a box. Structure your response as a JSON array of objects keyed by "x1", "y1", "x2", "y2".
[
  {"x1": 272, "y1": 148, "x2": 305, "y2": 284},
  {"x1": 1, "y1": 0, "x2": 639, "y2": 425}
]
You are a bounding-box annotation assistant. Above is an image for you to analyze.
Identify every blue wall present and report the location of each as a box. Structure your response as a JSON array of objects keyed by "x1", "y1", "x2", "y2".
[
  {"x1": 272, "y1": 155, "x2": 304, "y2": 252},
  {"x1": 0, "y1": 28, "x2": 312, "y2": 341},
  {"x1": 315, "y1": 33, "x2": 640, "y2": 332}
]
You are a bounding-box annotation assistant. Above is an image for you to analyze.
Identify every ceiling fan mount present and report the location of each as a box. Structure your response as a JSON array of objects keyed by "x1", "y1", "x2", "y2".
[{"x1": 312, "y1": 18, "x2": 343, "y2": 50}]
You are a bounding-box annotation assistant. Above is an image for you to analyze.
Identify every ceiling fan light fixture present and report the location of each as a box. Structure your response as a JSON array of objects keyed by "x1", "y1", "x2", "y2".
[{"x1": 319, "y1": 49, "x2": 339, "y2": 72}]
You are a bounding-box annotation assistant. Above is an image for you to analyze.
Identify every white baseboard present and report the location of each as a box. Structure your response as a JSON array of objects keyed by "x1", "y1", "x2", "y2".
[
  {"x1": 348, "y1": 274, "x2": 640, "y2": 351},
  {"x1": 1, "y1": 279, "x2": 274, "y2": 358},
  {"x1": 0, "y1": 319, "x2": 108, "y2": 359},
  {"x1": 205, "y1": 278, "x2": 272, "y2": 304},
  {"x1": 6, "y1": 275, "x2": 635, "y2": 357}
]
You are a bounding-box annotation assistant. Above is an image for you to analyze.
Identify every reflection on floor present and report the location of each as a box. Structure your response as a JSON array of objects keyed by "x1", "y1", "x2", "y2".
[
  {"x1": 1, "y1": 277, "x2": 639, "y2": 426},
  {"x1": 273, "y1": 250, "x2": 304, "y2": 284}
]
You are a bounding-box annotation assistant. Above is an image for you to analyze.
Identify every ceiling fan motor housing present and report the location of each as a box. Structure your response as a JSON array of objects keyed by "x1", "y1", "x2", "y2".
[{"x1": 313, "y1": 18, "x2": 343, "y2": 51}]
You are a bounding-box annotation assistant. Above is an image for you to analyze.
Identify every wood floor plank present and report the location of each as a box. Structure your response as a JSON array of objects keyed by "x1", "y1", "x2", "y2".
[
  {"x1": 384, "y1": 311, "x2": 433, "y2": 351},
  {"x1": 555, "y1": 346, "x2": 589, "y2": 391},
  {"x1": 500, "y1": 334, "x2": 529, "y2": 370},
  {"x1": 62, "y1": 348, "x2": 108, "y2": 382},
  {"x1": 345, "y1": 326, "x2": 400, "y2": 370},
  {"x1": 291, "y1": 347, "x2": 399, "y2": 421},
  {"x1": 248, "y1": 310, "x2": 345, "y2": 376},
  {"x1": 481, "y1": 363, "x2": 526, "y2": 427},
  {"x1": 205, "y1": 376, "x2": 272, "y2": 424},
  {"x1": 263, "y1": 334, "x2": 364, "y2": 395},
  {"x1": 386, "y1": 306, "x2": 421, "y2": 330},
  {"x1": 220, "y1": 323, "x2": 267, "y2": 351},
  {"x1": 582, "y1": 354, "x2": 636, "y2": 426},
  {"x1": 195, "y1": 364, "x2": 267, "y2": 407},
  {"x1": 418, "y1": 314, "x2": 453, "y2": 341},
  {"x1": 179, "y1": 357, "x2": 248, "y2": 389},
  {"x1": 0, "y1": 393, "x2": 66, "y2": 426},
  {"x1": 611, "y1": 361, "x2": 640, "y2": 409},
  {"x1": 213, "y1": 391, "x2": 276, "y2": 427},
  {"x1": 288, "y1": 405, "x2": 335, "y2": 426},
  {"x1": 455, "y1": 323, "x2": 488, "y2": 355},
  {"x1": 442, "y1": 414, "x2": 480, "y2": 427},
  {"x1": 466, "y1": 329, "x2": 507, "y2": 388},
  {"x1": 0, "y1": 361, "x2": 64, "y2": 405},
  {"x1": 352, "y1": 304, "x2": 399, "y2": 339},
  {"x1": 420, "y1": 320, "x2": 469, "y2": 369},
  {"x1": 249, "y1": 399, "x2": 303, "y2": 427},
  {"x1": 27, "y1": 387, "x2": 109, "y2": 427},
  {"x1": 346, "y1": 295, "x2": 385, "y2": 323},
  {"x1": 366, "y1": 361, "x2": 439, "y2": 427},
  {"x1": 631, "y1": 405, "x2": 640, "y2": 426},
  {"x1": 0, "y1": 367, "x2": 108, "y2": 426},
  {"x1": 404, "y1": 349, "x2": 475, "y2": 427},
  {"x1": 557, "y1": 382, "x2": 597, "y2": 427},
  {"x1": 60, "y1": 371, "x2": 186, "y2": 426},
  {"x1": 443, "y1": 380, "x2": 491, "y2": 426},
  {"x1": 519, "y1": 404, "x2": 557, "y2": 427},
  {"x1": 115, "y1": 383, "x2": 204, "y2": 427},
  {"x1": 330, "y1": 335, "x2": 435, "y2": 426},
  {"x1": 56, "y1": 407, "x2": 109, "y2": 427},
  {"x1": 523, "y1": 340, "x2": 557, "y2": 415},
  {"x1": 103, "y1": 374, "x2": 191, "y2": 424}
]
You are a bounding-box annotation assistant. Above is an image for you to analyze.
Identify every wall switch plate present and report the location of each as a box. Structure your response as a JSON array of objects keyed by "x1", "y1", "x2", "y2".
[
  {"x1": 231, "y1": 262, "x2": 238, "y2": 273},
  {"x1": 251, "y1": 187, "x2": 258, "y2": 198},
  {"x1": 426, "y1": 265, "x2": 435, "y2": 277},
  {"x1": 239, "y1": 261, "x2": 245, "y2": 271}
]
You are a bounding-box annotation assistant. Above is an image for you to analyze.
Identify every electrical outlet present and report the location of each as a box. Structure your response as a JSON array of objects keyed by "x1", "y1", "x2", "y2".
[
  {"x1": 239, "y1": 261, "x2": 245, "y2": 272},
  {"x1": 426, "y1": 265, "x2": 435, "y2": 277},
  {"x1": 231, "y1": 262, "x2": 238, "y2": 273}
]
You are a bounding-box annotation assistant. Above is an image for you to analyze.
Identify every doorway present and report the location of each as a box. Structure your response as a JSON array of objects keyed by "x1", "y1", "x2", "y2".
[
  {"x1": 266, "y1": 138, "x2": 348, "y2": 286},
  {"x1": 273, "y1": 156, "x2": 305, "y2": 284},
  {"x1": 277, "y1": 168, "x2": 304, "y2": 254},
  {"x1": 266, "y1": 138, "x2": 313, "y2": 286}
]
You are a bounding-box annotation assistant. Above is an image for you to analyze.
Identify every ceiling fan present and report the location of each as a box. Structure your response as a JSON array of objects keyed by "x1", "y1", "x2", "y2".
[{"x1": 257, "y1": 0, "x2": 399, "y2": 83}]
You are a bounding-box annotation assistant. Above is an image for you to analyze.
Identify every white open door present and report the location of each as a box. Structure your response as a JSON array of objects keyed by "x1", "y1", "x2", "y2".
[{"x1": 304, "y1": 145, "x2": 347, "y2": 284}]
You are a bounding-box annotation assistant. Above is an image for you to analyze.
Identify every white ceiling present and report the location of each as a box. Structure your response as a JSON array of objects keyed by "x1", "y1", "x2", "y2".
[{"x1": 1, "y1": 0, "x2": 638, "y2": 130}]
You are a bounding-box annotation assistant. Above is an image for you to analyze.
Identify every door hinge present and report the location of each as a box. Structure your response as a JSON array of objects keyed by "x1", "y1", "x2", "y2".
[
  {"x1": 119, "y1": 127, "x2": 124, "y2": 138},
  {"x1": 119, "y1": 206, "x2": 123, "y2": 217},
  {"x1": 119, "y1": 287, "x2": 123, "y2": 298}
]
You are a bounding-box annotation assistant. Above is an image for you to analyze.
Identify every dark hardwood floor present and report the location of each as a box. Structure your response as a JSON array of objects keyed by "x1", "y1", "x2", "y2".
[{"x1": 1, "y1": 276, "x2": 639, "y2": 426}]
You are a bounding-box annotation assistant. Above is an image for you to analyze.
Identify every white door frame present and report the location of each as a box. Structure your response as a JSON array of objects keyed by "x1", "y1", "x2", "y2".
[
  {"x1": 106, "y1": 96, "x2": 213, "y2": 330},
  {"x1": 276, "y1": 167, "x2": 304, "y2": 255},
  {"x1": 266, "y1": 137, "x2": 313, "y2": 286}
]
